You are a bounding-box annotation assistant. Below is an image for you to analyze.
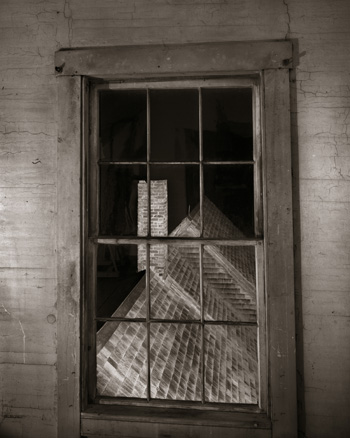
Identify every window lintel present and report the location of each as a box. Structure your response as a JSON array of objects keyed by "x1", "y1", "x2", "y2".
[{"x1": 55, "y1": 40, "x2": 292, "y2": 78}]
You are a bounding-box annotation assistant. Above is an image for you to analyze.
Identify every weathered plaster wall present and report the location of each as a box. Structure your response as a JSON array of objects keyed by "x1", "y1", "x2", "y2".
[{"x1": 0, "y1": 1, "x2": 349, "y2": 437}]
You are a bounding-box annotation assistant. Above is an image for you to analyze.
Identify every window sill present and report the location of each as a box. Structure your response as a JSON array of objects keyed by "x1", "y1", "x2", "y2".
[{"x1": 81, "y1": 405, "x2": 271, "y2": 437}]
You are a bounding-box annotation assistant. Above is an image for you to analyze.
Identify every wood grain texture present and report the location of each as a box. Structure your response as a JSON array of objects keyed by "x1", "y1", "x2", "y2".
[
  {"x1": 55, "y1": 41, "x2": 292, "y2": 78},
  {"x1": 67, "y1": 0, "x2": 287, "y2": 47},
  {"x1": 0, "y1": 2, "x2": 60, "y2": 433},
  {"x1": 57, "y1": 75, "x2": 81, "y2": 438},
  {"x1": 82, "y1": 404, "x2": 271, "y2": 426},
  {"x1": 81, "y1": 421, "x2": 270, "y2": 438},
  {"x1": 263, "y1": 68, "x2": 297, "y2": 437},
  {"x1": 81, "y1": 405, "x2": 271, "y2": 437},
  {"x1": 0, "y1": 364, "x2": 57, "y2": 437},
  {"x1": 1, "y1": 0, "x2": 350, "y2": 436}
]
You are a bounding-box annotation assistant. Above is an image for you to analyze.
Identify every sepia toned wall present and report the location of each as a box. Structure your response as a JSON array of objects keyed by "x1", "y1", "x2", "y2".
[{"x1": 0, "y1": 0, "x2": 349, "y2": 437}]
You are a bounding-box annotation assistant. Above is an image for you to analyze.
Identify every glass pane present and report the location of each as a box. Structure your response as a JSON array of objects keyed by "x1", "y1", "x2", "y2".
[
  {"x1": 203, "y1": 164, "x2": 254, "y2": 237},
  {"x1": 150, "y1": 245, "x2": 200, "y2": 320},
  {"x1": 150, "y1": 323, "x2": 202, "y2": 401},
  {"x1": 150, "y1": 165, "x2": 200, "y2": 236},
  {"x1": 202, "y1": 88, "x2": 253, "y2": 161},
  {"x1": 96, "y1": 322, "x2": 147, "y2": 398},
  {"x1": 204, "y1": 326, "x2": 258, "y2": 404},
  {"x1": 99, "y1": 90, "x2": 147, "y2": 162},
  {"x1": 100, "y1": 164, "x2": 147, "y2": 236},
  {"x1": 96, "y1": 244, "x2": 146, "y2": 319},
  {"x1": 150, "y1": 89, "x2": 199, "y2": 161},
  {"x1": 203, "y1": 245, "x2": 256, "y2": 322}
]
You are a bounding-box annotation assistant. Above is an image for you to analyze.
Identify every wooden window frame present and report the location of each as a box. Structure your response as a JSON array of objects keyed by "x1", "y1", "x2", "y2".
[
  {"x1": 90, "y1": 77, "x2": 264, "y2": 410},
  {"x1": 56, "y1": 41, "x2": 296, "y2": 438}
]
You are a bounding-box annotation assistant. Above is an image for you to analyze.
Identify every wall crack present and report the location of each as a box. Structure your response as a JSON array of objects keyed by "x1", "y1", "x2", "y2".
[
  {"x1": 63, "y1": 0, "x2": 73, "y2": 47},
  {"x1": 1, "y1": 304, "x2": 26, "y2": 364},
  {"x1": 283, "y1": 0, "x2": 291, "y2": 40},
  {"x1": 18, "y1": 320, "x2": 26, "y2": 364}
]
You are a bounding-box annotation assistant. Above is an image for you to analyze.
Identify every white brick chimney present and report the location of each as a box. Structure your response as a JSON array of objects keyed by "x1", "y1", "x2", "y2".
[{"x1": 137, "y1": 180, "x2": 168, "y2": 276}]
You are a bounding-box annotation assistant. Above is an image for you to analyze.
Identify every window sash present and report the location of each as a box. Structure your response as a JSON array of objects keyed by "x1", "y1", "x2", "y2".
[
  {"x1": 91, "y1": 77, "x2": 262, "y2": 238},
  {"x1": 87, "y1": 77, "x2": 266, "y2": 410}
]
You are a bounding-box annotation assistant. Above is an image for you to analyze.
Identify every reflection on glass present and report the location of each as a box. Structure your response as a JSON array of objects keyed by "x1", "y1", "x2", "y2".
[
  {"x1": 204, "y1": 325, "x2": 258, "y2": 404},
  {"x1": 150, "y1": 165, "x2": 199, "y2": 235},
  {"x1": 202, "y1": 88, "x2": 253, "y2": 161},
  {"x1": 203, "y1": 164, "x2": 254, "y2": 237},
  {"x1": 95, "y1": 87, "x2": 260, "y2": 405},
  {"x1": 100, "y1": 165, "x2": 146, "y2": 236},
  {"x1": 203, "y1": 245, "x2": 256, "y2": 322},
  {"x1": 150, "y1": 245, "x2": 200, "y2": 320},
  {"x1": 99, "y1": 90, "x2": 147, "y2": 162},
  {"x1": 96, "y1": 244, "x2": 146, "y2": 320},
  {"x1": 150, "y1": 323, "x2": 202, "y2": 400},
  {"x1": 96, "y1": 322, "x2": 147, "y2": 398},
  {"x1": 150, "y1": 89, "x2": 199, "y2": 161}
]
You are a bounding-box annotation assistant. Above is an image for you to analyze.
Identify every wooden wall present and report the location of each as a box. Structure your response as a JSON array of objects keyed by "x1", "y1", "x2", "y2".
[{"x1": 0, "y1": 1, "x2": 349, "y2": 437}]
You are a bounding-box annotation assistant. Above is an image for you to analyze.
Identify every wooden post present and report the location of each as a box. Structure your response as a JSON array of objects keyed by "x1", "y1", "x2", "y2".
[
  {"x1": 57, "y1": 75, "x2": 81, "y2": 438},
  {"x1": 263, "y1": 68, "x2": 297, "y2": 437}
]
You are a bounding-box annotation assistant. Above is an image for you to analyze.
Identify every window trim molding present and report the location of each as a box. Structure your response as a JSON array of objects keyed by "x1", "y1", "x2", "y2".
[
  {"x1": 57, "y1": 74, "x2": 82, "y2": 438},
  {"x1": 55, "y1": 40, "x2": 292, "y2": 79},
  {"x1": 88, "y1": 75, "x2": 265, "y2": 411},
  {"x1": 56, "y1": 40, "x2": 296, "y2": 438}
]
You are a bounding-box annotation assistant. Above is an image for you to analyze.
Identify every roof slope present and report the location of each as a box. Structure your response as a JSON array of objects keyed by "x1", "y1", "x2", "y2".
[{"x1": 96, "y1": 197, "x2": 258, "y2": 403}]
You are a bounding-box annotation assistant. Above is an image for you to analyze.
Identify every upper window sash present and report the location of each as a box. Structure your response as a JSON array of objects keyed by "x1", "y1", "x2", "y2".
[{"x1": 91, "y1": 77, "x2": 263, "y2": 240}]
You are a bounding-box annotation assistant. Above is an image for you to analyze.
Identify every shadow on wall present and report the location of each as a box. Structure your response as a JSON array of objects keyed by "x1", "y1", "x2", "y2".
[{"x1": 289, "y1": 38, "x2": 305, "y2": 438}]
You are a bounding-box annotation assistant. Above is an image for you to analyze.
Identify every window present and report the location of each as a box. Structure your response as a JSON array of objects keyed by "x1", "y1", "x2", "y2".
[
  {"x1": 91, "y1": 80, "x2": 264, "y2": 407},
  {"x1": 56, "y1": 42, "x2": 297, "y2": 438}
]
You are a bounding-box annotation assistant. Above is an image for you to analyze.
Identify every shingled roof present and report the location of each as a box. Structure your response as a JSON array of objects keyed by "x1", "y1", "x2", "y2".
[{"x1": 96, "y1": 197, "x2": 258, "y2": 404}]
